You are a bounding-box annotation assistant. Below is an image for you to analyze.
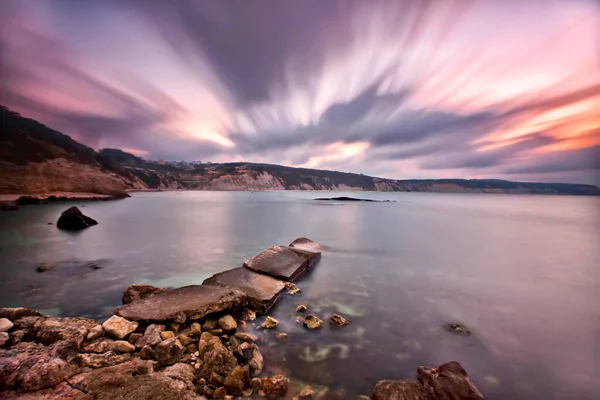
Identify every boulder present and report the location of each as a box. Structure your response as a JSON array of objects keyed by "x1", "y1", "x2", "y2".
[
  {"x1": 262, "y1": 375, "x2": 289, "y2": 399},
  {"x1": 329, "y1": 314, "x2": 349, "y2": 327},
  {"x1": 35, "y1": 317, "x2": 97, "y2": 347},
  {"x1": 115, "y1": 285, "x2": 247, "y2": 322},
  {"x1": 101, "y1": 316, "x2": 138, "y2": 340},
  {"x1": 134, "y1": 324, "x2": 166, "y2": 349},
  {"x1": 203, "y1": 267, "x2": 286, "y2": 313},
  {"x1": 289, "y1": 237, "x2": 324, "y2": 253},
  {"x1": 243, "y1": 245, "x2": 318, "y2": 281},
  {"x1": 0, "y1": 318, "x2": 13, "y2": 332},
  {"x1": 121, "y1": 284, "x2": 166, "y2": 304},
  {"x1": 218, "y1": 315, "x2": 237, "y2": 333},
  {"x1": 261, "y1": 316, "x2": 278, "y2": 329},
  {"x1": 224, "y1": 365, "x2": 250, "y2": 396},
  {"x1": 303, "y1": 315, "x2": 324, "y2": 330},
  {"x1": 56, "y1": 207, "x2": 98, "y2": 230},
  {"x1": 154, "y1": 338, "x2": 184, "y2": 365},
  {"x1": 112, "y1": 341, "x2": 135, "y2": 353}
]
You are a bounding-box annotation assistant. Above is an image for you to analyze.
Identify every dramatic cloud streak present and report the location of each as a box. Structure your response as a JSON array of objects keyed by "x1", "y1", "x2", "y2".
[{"x1": 1, "y1": 0, "x2": 599, "y2": 184}]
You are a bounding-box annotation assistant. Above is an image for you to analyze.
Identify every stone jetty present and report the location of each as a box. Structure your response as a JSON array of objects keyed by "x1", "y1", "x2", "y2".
[{"x1": 0, "y1": 237, "x2": 484, "y2": 399}]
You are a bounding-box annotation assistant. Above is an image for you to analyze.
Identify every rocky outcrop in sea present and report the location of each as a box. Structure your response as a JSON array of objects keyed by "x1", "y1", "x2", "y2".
[{"x1": 0, "y1": 238, "x2": 485, "y2": 399}]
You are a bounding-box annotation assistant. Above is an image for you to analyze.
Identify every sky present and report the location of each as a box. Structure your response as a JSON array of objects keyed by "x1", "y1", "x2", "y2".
[{"x1": 1, "y1": 0, "x2": 599, "y2": 185}]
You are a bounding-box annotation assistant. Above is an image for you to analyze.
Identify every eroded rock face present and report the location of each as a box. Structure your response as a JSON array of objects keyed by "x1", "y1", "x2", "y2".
[
  {"x1": 115, "y1": 285, "x2": 247, "y2": 322},
  {"x1": 56, "y1": 207, "x2": 98, "y2": 230},
  {"x1": 101, "y1": 316, "x2": 138, "y2": 340},
  {"x1": 121, "y1": 284, "x2": 166, "y2": 305}
]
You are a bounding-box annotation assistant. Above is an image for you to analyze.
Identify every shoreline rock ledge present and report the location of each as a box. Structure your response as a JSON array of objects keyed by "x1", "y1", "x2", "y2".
[{"x1": 0, "y1": 237, "x2": 485, "y2": 399}]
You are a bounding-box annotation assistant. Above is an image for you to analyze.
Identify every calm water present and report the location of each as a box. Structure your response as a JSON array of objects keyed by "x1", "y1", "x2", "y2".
[{"x1": 1, "y1": 192, "x2": 599, "y2": 399}]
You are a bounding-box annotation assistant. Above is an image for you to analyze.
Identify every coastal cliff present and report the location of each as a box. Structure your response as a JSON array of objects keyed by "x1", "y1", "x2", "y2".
[{"x1": 2, "y1": 106, "x2": 599, "y2": 196}]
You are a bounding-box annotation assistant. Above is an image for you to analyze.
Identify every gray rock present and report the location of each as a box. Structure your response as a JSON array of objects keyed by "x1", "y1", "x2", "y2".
[
  {"x1": 243, "y1": 245, "x2": 317, "y2": 281},
  {"x1": 203, "y1": 267, "x2": 286, "y2": 313},
  {"x1": 154, "y1": 338, "x2": 184, "y2": 365},
  {"x1": 112, "y1": 340, "x2": 135, "y2": 353},
  {"x1": 101, "y1": 316, "x2": 138, "y2": 340},
  {"x1": 134, "y1": 324, "x2": 166, "y2": 349},
  {"x1": 121, "y1": 284, "x2": 166, "y2": 304},
  {"x1": 288, "y1": 237, "x2": 324, "y2": 253},
  {"x1": 115, "y1": 285, "x2": 247, "y2": 322},
  {"x1": 56, "y1": 207, "x2": 98, "y2": 230},
  {"x1": 0, "y1": 318, "x2": 13, "y2": 332}
]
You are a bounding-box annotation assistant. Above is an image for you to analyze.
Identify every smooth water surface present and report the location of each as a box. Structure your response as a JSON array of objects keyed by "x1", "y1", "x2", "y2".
[{"x1": 1, "y1": 191, "x2": 599, "y2": 399}]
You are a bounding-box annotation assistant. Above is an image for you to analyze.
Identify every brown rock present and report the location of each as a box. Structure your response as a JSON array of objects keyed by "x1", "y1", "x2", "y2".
[
  {"x1": 185, "y1": 343, "x2": 198, "y2": 354},
  {"x1": 139, "y1": 345, "x2": 154, "y2": 360},
  {"x1": 444, "y1": 323, "x2": 471, "y2": 336},
  {"x1": 296, "y1": 305, "x2": 307, "y2": 313},
  {"x1": 275, "y1": 333, "x2": 288, "y2": 341},
  {"x1": 115, "y1": 285, "x2": 247, "y2": 322},
  {"x1": 247, "y1": 344, "x2": 263, "y2": 377},
  {"x1": 82, "y1": 339, "x2": 113, "y2": 353},
  {"x1": 154, "y1": 338, "x2": 184, "y2": 365},
  {"x1": 329, "y1": 314, "x2": 350, "y2": 327},
  {"x1": 224, "y1": 365, "x2": 250, "y2": 396},
  {"x1": 418, "y1": 361, "x2": 484, "y2": 399},
  {"x1": 240, "y1": 308, "x2": 256, "y2": 321},
  {"x1": 179, "y1": 334, "x2": 195, "y2": 347},
  {"x1": 303, "y1": 315, "x2": 324, "y2": 330},
  {"x1": 243, "y1": 388, "x2": 254, "y2": 397},
  {"x1": 122, "y1": 284, "x2": 166, "y2": 304},
  {"x1": 162, "y1": 363, "x2": 196, "y2": 390},
  {"x1": 288, "y1": 237, "x2": 324, "y2": 253},
  {"x1": 202, "y1": 319, "x2": 218, "y2": 331},
  {"x1": 101, "y1": 315, "x2": 138, "y2": 340},
  {"x1": 134, "y1": 323, "x2": 166, "y2": 349},
  {"x1": 0, "y1": 307, "x2": 42, "y2": 321},
  {"x1": 262, "y1": 375, "x2": 289, "y2": 399},
  {"x1": 190, "y1": 322, "x2": 202, "y2": 336},
  {"x1": 0, "y1": 318, "x2": 14, "y2": 332},
  {"x1": 36, "y1": 317, "x2": 97, "y2": 347},
  {"x1": 79, "y1": 351, "x2": 131, "y2": 368},
  {"x1": 251, "y1": 377, "x2": 262, "y2": 390},
  {"x1": 214, "y1": 386, "x2": 227, "y2": 399},
  {"x1": 234, "y1": 332, "x2": 258, "y2": 342},
  {"x1": 209, "y1": 329, "x2": 223, "y2": 336},
  {"x1": 86, "y1": 325, "x2": 104, "y2": 340},
  {"x1": 244, "y1": 245, "x2": 317, "y2": 281},
  {"x1": 285, "y1": 282, "x2": 301, "y2": 295},
  {"x1": 210, "y1": 371, "x2": 226, "y2": 386},
  {"x1": 372, "y1": 380, "x2": 426, "y2": 400},
  {"x1": 112, "y1": 340, "x2": 135, "y2": 353},
  {"x1": 160, "y1": 331, "x2": 175, "y2": 340},
  {"x1": 198, "y1": 332, "x2": 238, "y2": 379},
  {"x1": 261, "y1": 316, "x2": 278, "y2": 329},
  {"x1": 128, "y1": 332, "x2": 143, "y2": 344},
  {"x1": 299, "y1": 388, "x2": 315, "y2": 398},
  {"x1": 218, "y1": 315, "x2": 237, "y2": 333}
]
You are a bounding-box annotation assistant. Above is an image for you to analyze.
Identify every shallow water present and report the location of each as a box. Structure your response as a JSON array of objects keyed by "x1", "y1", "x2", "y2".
[{"x1": 1, "y1": 191, "x2": 599, "y2": 399}]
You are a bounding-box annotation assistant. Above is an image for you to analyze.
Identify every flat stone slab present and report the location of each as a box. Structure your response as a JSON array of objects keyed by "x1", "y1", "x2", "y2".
[
  {"x1": 289, "y1": 237, "x2": 324, "y2": 254},
  {"x1": 115, "y1": 285, "x2": 246, "y2": 322},
  {"x1": 243, "y1": 245, "x2": 319, "y2": 281},
  {"x1": 203, "y1": 267, "x2": 286, "y2": 313}
]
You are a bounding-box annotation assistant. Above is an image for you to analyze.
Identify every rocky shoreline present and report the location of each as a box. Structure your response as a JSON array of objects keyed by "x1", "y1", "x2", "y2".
[
  {"x1": 0, "y1": 192, "x2": 130, "y2": 211},
  {"x1": 0, "y1": 238, "x2": 484, "y2": 399}
]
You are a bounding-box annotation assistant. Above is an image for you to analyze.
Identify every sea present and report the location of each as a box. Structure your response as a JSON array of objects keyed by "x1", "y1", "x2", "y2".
[{"x1": 0, "y1": 191, "x2": 599, "y2": 399}]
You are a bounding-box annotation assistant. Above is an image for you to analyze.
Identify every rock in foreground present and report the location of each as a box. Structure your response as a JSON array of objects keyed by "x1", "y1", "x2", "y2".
[
  {"x1": 372, "y1": 361, "x2": 484, "y2": 400},
  {"x1": 56, "y1": 206, "x2": 98, "y2": 230},
  {"x1": 116, "y1": 285, "x2": 247, "y2": 322}
]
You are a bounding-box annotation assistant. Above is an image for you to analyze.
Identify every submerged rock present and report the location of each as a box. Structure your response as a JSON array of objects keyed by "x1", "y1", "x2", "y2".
[
  {"x1": 300, "y1": 388, "x2": 315, "y2": 398},
  {"x1": 329, "y1": 314, "x2": 350, "y2": 327},
  {"x1": 285, "y1": 282, "x2": 301, "y2": 295},
  {"x1": 262, "y1": 374, "x2": 289, "y2": 399},
  {"x1": 261, "y1": 316, "x2": 279, "y2": 329},
  {"x1": 36, "y1": 263, "x2": 54, "y2": 273},
  {"x1": 121, "y1": 284, "x2": 166, "y2": 304},
  {"x1": 296, "y1": 305, "x2": 308, "y2": 313},
  {"x1": 444, "y1": 323, "x2": 471, "y2": 336},
  {"x1": 56, "y1": 207, "x2": 98, "y2": 230},
  {"x1": 373, "y1": 379, "x2": 426, "y2": 400},
  {"x1": 101, "y1": 315, "x2": 138, "y2": 340},
  {"x1": 303, "y1": 315, "x2": 324, "y2": 330},
  {"x1": 116, "y1": 285, "x2": 247, "y2": 322},
  {"x1": 315, "y1": 196, "x2": 395, "y2": 202}
]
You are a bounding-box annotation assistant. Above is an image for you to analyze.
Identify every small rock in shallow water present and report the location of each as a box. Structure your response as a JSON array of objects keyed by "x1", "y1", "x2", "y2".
[
  {"x1": 299, "y1": 388, "x2": 315, "y2": 398},
  {"x1": 275, "y1": 332, "x2": 288, "y2": 341},
  {"x1": 303, "y1": 315, "x2": 324, "y2": 330},
  {"x1": 35, "y1": 263, "x2": 54, "y2": 273},
  {"x1": 262, "y1": 375, "x2": 289, "y2": 399},
  {"x1": 56, "y1": 206, "x2": 98, "y2": 230},
  {"x1": 0, "y1": 318, "x2": 14, "y2": 332},
  {"x1": 285, "y1": 282, "x2": 301, "y2": 295},
  {"x1": 102, "y1": 315, "x2": 138, "y2": 339},
  {"x1": 261, "y1": 316, "x2": 279, "y2": 329},
  {"x1": 329, "y1": 314, "x2": 350, "y2": 327},
  {"x1": 296, "y1": 304, "x2": 307, "y2": 313},
  {"x1": 444, "y1": 323, "x2": 471, "y2": 336}
]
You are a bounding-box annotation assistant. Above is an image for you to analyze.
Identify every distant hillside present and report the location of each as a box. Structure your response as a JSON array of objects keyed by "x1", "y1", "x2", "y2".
[{"x1": 1, "y1": 105, "x2": 599, "y2": 196}]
